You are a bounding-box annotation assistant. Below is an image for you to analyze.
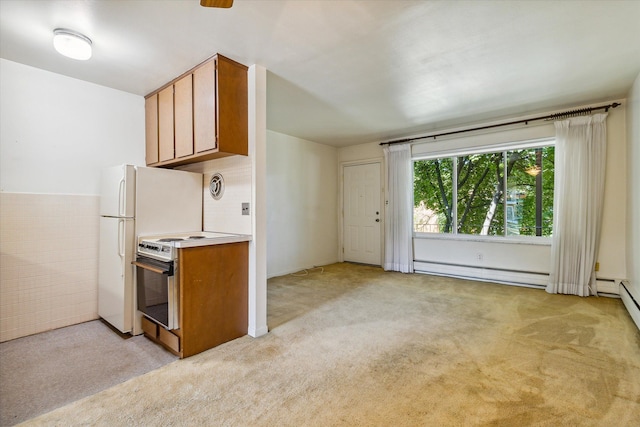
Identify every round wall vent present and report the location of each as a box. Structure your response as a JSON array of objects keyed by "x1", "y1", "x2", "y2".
[{"x1": 209, "y1": 173, "x2": 225, "y2": 200}]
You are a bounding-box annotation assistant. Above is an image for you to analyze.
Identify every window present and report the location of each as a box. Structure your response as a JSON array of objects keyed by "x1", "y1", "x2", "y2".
[{"x1": 413, "y1": 142, "x2": 554, "y2": 238}]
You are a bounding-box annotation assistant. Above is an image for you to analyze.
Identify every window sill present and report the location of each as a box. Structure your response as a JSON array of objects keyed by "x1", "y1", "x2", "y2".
[{"x1": 413, "y1": 232, "x2": 552, "y2": 246}]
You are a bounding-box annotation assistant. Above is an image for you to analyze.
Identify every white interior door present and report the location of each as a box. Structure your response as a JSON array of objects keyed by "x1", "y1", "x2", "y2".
[{"x1": 343, "y1": 162, "x2": 381, "y2": 265}]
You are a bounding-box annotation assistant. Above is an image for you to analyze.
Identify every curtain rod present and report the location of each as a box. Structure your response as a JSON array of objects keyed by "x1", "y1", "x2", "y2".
[{"x1": 379, "y1": 102, "x2": 621, "y2": 146}]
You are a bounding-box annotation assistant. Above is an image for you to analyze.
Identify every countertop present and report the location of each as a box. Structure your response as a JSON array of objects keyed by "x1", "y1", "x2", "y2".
[{"x1": 160, "y1": 231, "x2": 252, "y2": 249}]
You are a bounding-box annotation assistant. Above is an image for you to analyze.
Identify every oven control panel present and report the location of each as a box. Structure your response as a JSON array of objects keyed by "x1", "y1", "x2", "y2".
[{"x1": 137, "y1": 241, "x2": 175, "y2": 261}]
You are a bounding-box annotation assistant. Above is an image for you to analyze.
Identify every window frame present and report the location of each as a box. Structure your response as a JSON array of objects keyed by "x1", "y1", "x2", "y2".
[{"x1": 412, "y1": 137, "x2": 555, "y2": 244}]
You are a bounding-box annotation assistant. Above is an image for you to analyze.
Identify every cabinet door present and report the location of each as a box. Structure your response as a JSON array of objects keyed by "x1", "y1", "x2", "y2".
[
  {"x1": 144, "y1": 94, "x2": 159, "y2": 165},
  {"x1": 216, "y1": 55, "x2": 248, "y2": 155},
  {"x1": 178, "y1": 242, "x2": 248, "y2": 358},
  {"x1": 158, "y1": 85, "x2": 174, "y2": 162},
  {"x1": 193, "y1": 60, "x2": 217, "y2": 153},
  {"x1": 174, "y1": 74, "x2": 194, "y2": 158}
]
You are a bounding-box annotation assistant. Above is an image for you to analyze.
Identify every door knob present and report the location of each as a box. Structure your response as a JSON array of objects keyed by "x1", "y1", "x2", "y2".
[{"x1": 375, "y1": 219, "x2": 380, "y2": 222}]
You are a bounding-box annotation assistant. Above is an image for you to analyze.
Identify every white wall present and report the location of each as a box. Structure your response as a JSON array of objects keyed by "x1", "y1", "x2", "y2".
[
  {"x1": 338, "y1": 141, "x2": 384, "y2": 164},
  {"x1": 179, "y1": 156, "x2": 252, "y2": 235},
  {"x1": 248, "y1": 64, "x2": 268, "y2": 337},
  {"x1": 266, "y1": 131, "x2": 339, "y2": 278},
  {"x1": 626, "y1": 74, "x2": 640, "y2": 305},
  {"x1": 0, "y1": 59, "x2": 144, "y2": 341},
  {"x1": 597, "y1": 104, "x2": 627, "y2": 282},
  {"x1": 0, "y1": 59, "x2": 144, "y2": 194},
  {"x1": 336, "y1": 104, "x2": 629, "y2": 290}
]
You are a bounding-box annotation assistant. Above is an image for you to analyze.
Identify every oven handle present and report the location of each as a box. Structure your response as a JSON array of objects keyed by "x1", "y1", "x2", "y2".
[{"x1": 132, "y1": 259, "x2": 174, "y2": 275}]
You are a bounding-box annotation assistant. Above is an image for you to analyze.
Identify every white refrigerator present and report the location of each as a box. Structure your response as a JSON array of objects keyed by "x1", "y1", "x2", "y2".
[{"x1": 98, "y1": 164, "x2": 203, "y2": 334}]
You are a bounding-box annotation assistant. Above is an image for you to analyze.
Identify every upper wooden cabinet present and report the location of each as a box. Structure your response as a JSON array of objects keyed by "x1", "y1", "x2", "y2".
[{"x1": 144, "y1": 54, "x2": 248, "y2": 167}]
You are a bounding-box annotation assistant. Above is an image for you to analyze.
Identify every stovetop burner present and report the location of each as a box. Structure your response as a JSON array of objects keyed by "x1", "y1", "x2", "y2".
[{"x1": 138, "y1": 232, "x2": 241, "y2": 262}]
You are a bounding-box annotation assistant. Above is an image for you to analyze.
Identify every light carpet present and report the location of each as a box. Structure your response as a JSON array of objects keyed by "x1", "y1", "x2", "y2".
[
  {"x1": 0, "y1": 320, "x2": 177, "y2": 426},
  {"x1": 18, "y1": 263, "x2": 640, "y2": 426}
]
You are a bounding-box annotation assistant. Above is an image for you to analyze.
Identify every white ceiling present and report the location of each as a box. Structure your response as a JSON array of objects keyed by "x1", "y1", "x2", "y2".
[{"x1": 1, "y1": 0, "x2": 639, "y2": 147}]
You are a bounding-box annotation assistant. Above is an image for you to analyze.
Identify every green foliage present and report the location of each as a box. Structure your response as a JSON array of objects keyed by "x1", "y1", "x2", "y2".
[
  {"x1": 413, "y1": 146, "x2": 554, "y2": 236},
  {"x1": 414, "y1": 158, "x2": 453, "y2": 232},
  {"x1": 506, "y1": 147, "x2": 554, "y2": 236},
  {"x1": 456, "y1": 152, "x2": 503, "y2": 235}
]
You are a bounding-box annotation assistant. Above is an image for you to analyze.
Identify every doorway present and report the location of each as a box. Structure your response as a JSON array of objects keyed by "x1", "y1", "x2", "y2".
[{"x1": 342, "y1": 161, "x2": 382, "y2": 265}]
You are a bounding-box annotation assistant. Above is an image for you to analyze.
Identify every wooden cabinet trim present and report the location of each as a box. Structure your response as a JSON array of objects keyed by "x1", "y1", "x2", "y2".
[
  {"x1": 159, "y1": 327, "x2": 181, "y2": 353},
  {"x1": 141, "y1": 316, "x2": 158, "y2": 339}
]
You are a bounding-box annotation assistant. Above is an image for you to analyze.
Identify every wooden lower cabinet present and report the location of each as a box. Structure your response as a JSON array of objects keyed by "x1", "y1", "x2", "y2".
[
  {"x1": 179, "y1": 242, "x2": 248, "y2": 358},
  {"x1": 140, "y1": 242, "x2": 248, "y2": 358}
]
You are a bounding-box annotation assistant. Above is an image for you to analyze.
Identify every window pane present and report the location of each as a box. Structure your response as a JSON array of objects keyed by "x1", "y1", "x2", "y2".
[
  {"x1": 540, "y1": 146, "x2": 554, "y2": 236},
  {"x1": 413, "y1": 158, "x2": 454, "y2": 233},
  {"x1": 456, "y1": 153, "x2": 504, "y2": 235},
  {"x1": 505, "y1": 146, "x2": 554, "y2": 236},
  {"x1": 412, "y1": 141, "x2": 554, "y2": 239}
]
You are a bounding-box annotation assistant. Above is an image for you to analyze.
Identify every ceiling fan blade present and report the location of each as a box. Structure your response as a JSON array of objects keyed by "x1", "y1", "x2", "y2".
[{"x1": 200, "y1": 0, "x2": 233, "y2": 7}]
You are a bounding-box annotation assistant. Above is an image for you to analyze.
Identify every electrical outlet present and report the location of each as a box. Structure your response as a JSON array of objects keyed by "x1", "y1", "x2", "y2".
[{"x1": 241, "y1": 203, "x2": 250, "y2": 215}]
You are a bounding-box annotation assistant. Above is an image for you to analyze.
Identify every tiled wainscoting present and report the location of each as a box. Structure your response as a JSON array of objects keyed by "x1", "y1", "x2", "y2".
[{"x1": 0, "y1": 193, "x2": 99, "y2": 342}]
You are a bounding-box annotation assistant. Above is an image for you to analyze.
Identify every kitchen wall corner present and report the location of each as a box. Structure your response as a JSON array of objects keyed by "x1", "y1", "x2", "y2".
[{"x1": 178, "y1": 156, "x2": 252, "y2": 235}]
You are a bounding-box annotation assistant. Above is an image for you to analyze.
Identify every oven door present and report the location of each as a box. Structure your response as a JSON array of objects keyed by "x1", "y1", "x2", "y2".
[{"x1": 133, "y1": 256, "x2": 179, "y2": 330}]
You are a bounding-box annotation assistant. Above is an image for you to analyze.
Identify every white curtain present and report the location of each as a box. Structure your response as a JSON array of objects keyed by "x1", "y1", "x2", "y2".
[
  {"x1": 547, "y1": 113, "x2": 608, "y2": 296},
  {"x1": 383, "y1": 144, "x2": 414, "y2": 273}
]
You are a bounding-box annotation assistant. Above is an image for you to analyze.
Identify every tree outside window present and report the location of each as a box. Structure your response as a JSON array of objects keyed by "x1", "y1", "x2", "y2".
[{"x1": 413, "y1": 144, "x2": 554, "y2": 237}]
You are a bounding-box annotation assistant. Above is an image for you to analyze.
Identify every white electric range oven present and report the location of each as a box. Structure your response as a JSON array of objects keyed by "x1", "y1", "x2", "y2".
[{"x1": 133, "y1": 232, "x2": 238, "y2": 330}]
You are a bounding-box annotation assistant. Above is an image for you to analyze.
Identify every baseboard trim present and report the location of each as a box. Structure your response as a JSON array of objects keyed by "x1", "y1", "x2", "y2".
[
  {"x1": 248, "y1": 325, "x2": 269, "y2": 338},
  {"x1": 413, "y1": 261, "x2": 547, "y2": 288},
  {"x1": 620, "y1": 283, "x2": 640, "y2": 331},
  {"x1": 267, "y1": 260, "x2": 339, "y2": 279},
  {"x1": 596, "y1": 279, "x2": 620, "y2": 295}
]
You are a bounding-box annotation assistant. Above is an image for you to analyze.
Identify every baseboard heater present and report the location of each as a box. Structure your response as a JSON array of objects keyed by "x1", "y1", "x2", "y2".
[
  {"x1": 620, "y1": 282, "x2": 640, "y2": 331},
  {"x1": 595, "y1": 278, "x2": 621, "y2": 296},
  {"x1": 413, "y1": 260, "x2": 548, "y2": 289}
]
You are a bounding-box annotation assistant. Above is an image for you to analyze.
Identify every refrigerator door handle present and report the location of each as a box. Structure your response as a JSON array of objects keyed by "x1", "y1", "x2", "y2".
[
  {"x1": 118, "y1": 219, "x2": 125, "y2": 276},
  {"x1": 118, "y1": 177, "x2": 126, "y2": 217}
]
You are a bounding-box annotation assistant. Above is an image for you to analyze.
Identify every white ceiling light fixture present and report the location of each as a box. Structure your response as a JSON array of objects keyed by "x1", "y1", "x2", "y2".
[{"x1": 53, "y1": 28, "x2": 92, "y2": 60}]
